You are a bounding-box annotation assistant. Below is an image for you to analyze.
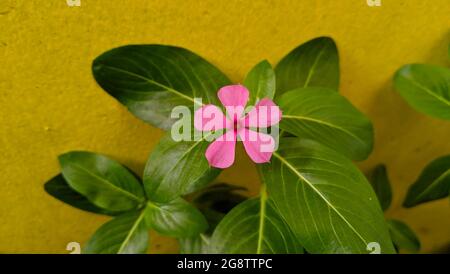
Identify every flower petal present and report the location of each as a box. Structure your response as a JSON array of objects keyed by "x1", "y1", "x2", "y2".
[
  {"x1": 218, "y1": 84, "x2": 249, "y2": 110},
  {"x1": 194, "y1": 104, "x2": 230, "y2": 131},
  {"x1": 243, "y1": 98, "x2": 282, "y2": 128},
  {"x1": 205, "y1": 130, "x2": 237, "y2": 169},
  {"x1": 238, "y1": 128, "x2": 275, "y2": 163}
]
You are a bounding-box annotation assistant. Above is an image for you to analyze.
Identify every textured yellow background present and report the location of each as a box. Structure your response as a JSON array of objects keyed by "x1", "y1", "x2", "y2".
[{"x1": 0, "y1": 0, "x2": 449, "y2": 253}]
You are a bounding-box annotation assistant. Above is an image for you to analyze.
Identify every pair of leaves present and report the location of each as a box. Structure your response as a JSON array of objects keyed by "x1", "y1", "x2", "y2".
[
  {"x1": 274, "y1": 37, "x2": 372, "y2": 160},
  {"x1": 368, "y1": 164, "x2": 420, "y2": 253},
  {"x1": 45, "y1": 151, "x2": 208, "y2": 253}
]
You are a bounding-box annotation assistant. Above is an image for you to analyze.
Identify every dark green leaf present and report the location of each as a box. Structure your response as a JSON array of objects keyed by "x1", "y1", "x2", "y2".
[
  {"x1": 84, "y1": 211, "x2": 148, "y2": 254},
  {"x1": 387, "y1": 219, "x2": 420, "y2": 253},
  {"x1": 403, "y1": 155, "x2": 450, "y2": 207},
  {"x1": 277, "y1": 88, "x2": 373, "y2": 161},
  {"x1": 59, "y1": 151, "x2": 145, "y2": 212},
  {"x1": 243, "y1": 60, "x2": 276, "y2": 106},
  {"x1": 144, "y1": 133, "x2": 220, "y2": 203},
  {"x1": 44, "y1": 174, "x2": 119, "y2": 216},
  {"x1": 92, "y1": 45, "x2": 231, "y2": 130},
  {"x1": 368, "y1": 164, "x2": 392, "y2": 211},
  {"x1": 275, "y1": 37, "x2": 339, "y2": 95},
  {"x1": 209, "y1": 194, "x2": 303, "y2": 254},
  {"x1": 144, "y1": 198, "x2": 208, "y2": 238},
  {"x1": 394, "y1": 64, "x2": 450, "y2": 120},
  {"x1": 260, "y1": 138, "x2": 395, "y2": 254}
]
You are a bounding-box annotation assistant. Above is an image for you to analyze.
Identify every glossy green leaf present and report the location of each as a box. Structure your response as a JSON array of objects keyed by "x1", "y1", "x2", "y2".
[
  {"x1": 59, "y1": 151, "x2": 145, "y2": 212},
  {"x1": 44, "y1": 174, "x2": 119, "y2": 216},
  {"x1": 387, "y1": 219, "x2": 420, "y2": 253},
  {"x1": 260, "y1": 138, "x2": 395, "y2": 254},
  {"x1": 84, "y1": 211, "x2": 148, "y2": 254},
  {"x1": 209, "y1": 194, "x2": 303, "y2": 254},
  {"x1": 403, "y1": 155, "x2": 450, "y2": 207},
  {"x1": 243, "y1": 60, "x2": 276, "y2": 106},
  {"x1": 368, "y1": 164, "x2": 392, "y2": 211},
  {"x1": 178, "y1": 183, "x2": 247, "y2": 254},
  {"x1": 143, "y1": 133, "x2": 220, "y2": 203},
  {"x1": 277, "y1": 88, "x2": 373, "y2": 161},
  {"x1": 394, "y1": 64, "x2": 450, "y2": 120},
  {"x1": 92, "y1": 45, "x2": 231, "y2": 130},
  {"x1": 144, "y1": 198, "x2": 208, "y2": 238},
  {"x1": 275, "y1": 37, "x2": 339, "y2": 95}
]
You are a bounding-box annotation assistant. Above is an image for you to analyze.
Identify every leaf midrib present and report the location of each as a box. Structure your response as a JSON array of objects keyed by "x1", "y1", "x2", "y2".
[
  {"x1": 411, "y1": 168, "x2": 450, "y2": 204},
  {"x1": 407, "y1": 76, "x2": 450, "y2": 108},
  {"x1": 282, "y1": 114, "x2": 366, "y2": 147},
  {"x1": 256, "y1": 184, "x2": 268, "y2": 254},
  {"x1": 303, "y1": 44, "x2": 327, "y2": 87},
  {"x1": 99, "y1": 64, "x2": 202, "y2": 106},
  {"x1": 272, "y1": 152, "x2": 369, "y2": 246},
  {"x1": 117, "y1": 210, "x2": 146, "y2": 253},
  {"x1": 70, "y1": 163, "x2": 143, "y2": 203}
]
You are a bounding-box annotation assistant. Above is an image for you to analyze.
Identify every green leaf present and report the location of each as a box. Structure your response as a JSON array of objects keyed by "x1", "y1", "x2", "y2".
[
  {"x1": 243, "y1": 60, "x2": 276, "y2": 106},
  {"x1": 209, "y1": 192, "x2": 303, "y2": 254},
  {"x1": 368, "y1": 164, "x2": 392, "y2": 211},
  {"x1": 394, "y1": 64, "x2": 450, "y2": 120},
  {"x1": 59, "y1": 151, "x2": 145, "y2": 212},
  {"x1": 144, "y1": 133, "x2": 220, "y2": 203},
  {"x1": 277, "y1": 88, "x2": 373, "y2": 161},
  {"x1": 144, "y1": 198, "x2": 208, "y2": 238},
  {"x1": 84, "y1": 211, "x2": 148, "y2": 254},
  {"x1": 92, "y1": 45, "x2": 231, "y2": 130},
  {"x1": 387, "y1": 219, "x2": 420, "y2": 253},
  {"x1": 260, "y1": 138, "x2": 395, "y2": 254},
  {"x1": 44, "y1": 174, "x2": 119, "y2": 216},
  {"x1": 178, "y1": 183, "x2": 247, "y2": 254},
  {"x1": 275, "y1": 37, "x2": 339, "y2": 95},
  {"x1": 403, "y1": 155, "x2": 450, "y2": 207}
]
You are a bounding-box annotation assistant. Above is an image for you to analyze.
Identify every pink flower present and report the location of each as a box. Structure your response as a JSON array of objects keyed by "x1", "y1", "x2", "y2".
[{"x1": 194, "y1": 84, "x2": 282, "y2": 169}]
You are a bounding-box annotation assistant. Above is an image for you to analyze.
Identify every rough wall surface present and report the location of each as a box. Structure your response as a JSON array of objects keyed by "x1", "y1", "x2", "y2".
[{"x1": 0, "y1": 0, "x2": 449, "y2": 253}]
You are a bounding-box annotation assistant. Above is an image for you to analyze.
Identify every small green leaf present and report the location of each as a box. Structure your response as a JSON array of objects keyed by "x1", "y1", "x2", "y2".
[
  {"x1": 403, "y1": 155, "x2": 450, "y2": 207},
  {"x1": 144, "y1": 198, "x2": 208, "y2": 238},
  {"x1": 243, "y1": 60, "x2": 276, "y2": 106},
  {"x1": 92, "y1": 45, "x2": 231, "y2": 130},
  {"x1": 387, "y1": 219, "x2": 420, "y2": 253},
  {"x1": 59, "y1": 151, "x2": 145, "y2": 212},
  {"x1": 260, "y1": 138, "x2": 395, "y2": 254},
  {"x1": 275, "y1": 37, "x2": 339, "y2": 95},
  {"x1": 277, "y1": 88, "x2": 373, "y2": 161},
  {"x1": 144, "y1": 133, "x2": 220, "y2": 203},
  {"x1": 209, "y1": 196, "x2": 303, "y2": 254},
  {"x1": 394, "y1": 64, "x2": 450, "y2": 120},
  {"x1": 44, "y1": 174, "x2": 119, "y2": 216},
  {"x1": 84, "y1": 211, "x2": 148, "y2": 254},
  {"x1": 368, "y1": 164, "x2": 392, "y2": 211}
]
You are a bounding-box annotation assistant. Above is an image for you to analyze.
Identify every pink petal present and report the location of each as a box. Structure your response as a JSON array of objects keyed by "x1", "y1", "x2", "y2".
[
  {"x1": 238, "y1": 128, "x2": 275, "y2": 163},
  {"x1": 194, "y1": 104, "x2": 230, "y2": 131},
  {"x1": 218, "y1": 85, "x2": 249, "y2": 117},
  {"x1": 243, "y1": 98, "x2": 282, "y2": 128},
  {"x1": 205, "y1": 130, "x2": 237, "y2": 169}
]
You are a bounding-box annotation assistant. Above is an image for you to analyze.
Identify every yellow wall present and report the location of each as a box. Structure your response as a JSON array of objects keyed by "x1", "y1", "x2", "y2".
[{"x1": 1, "y1": 0, "x2": 449, "y2": 253}]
